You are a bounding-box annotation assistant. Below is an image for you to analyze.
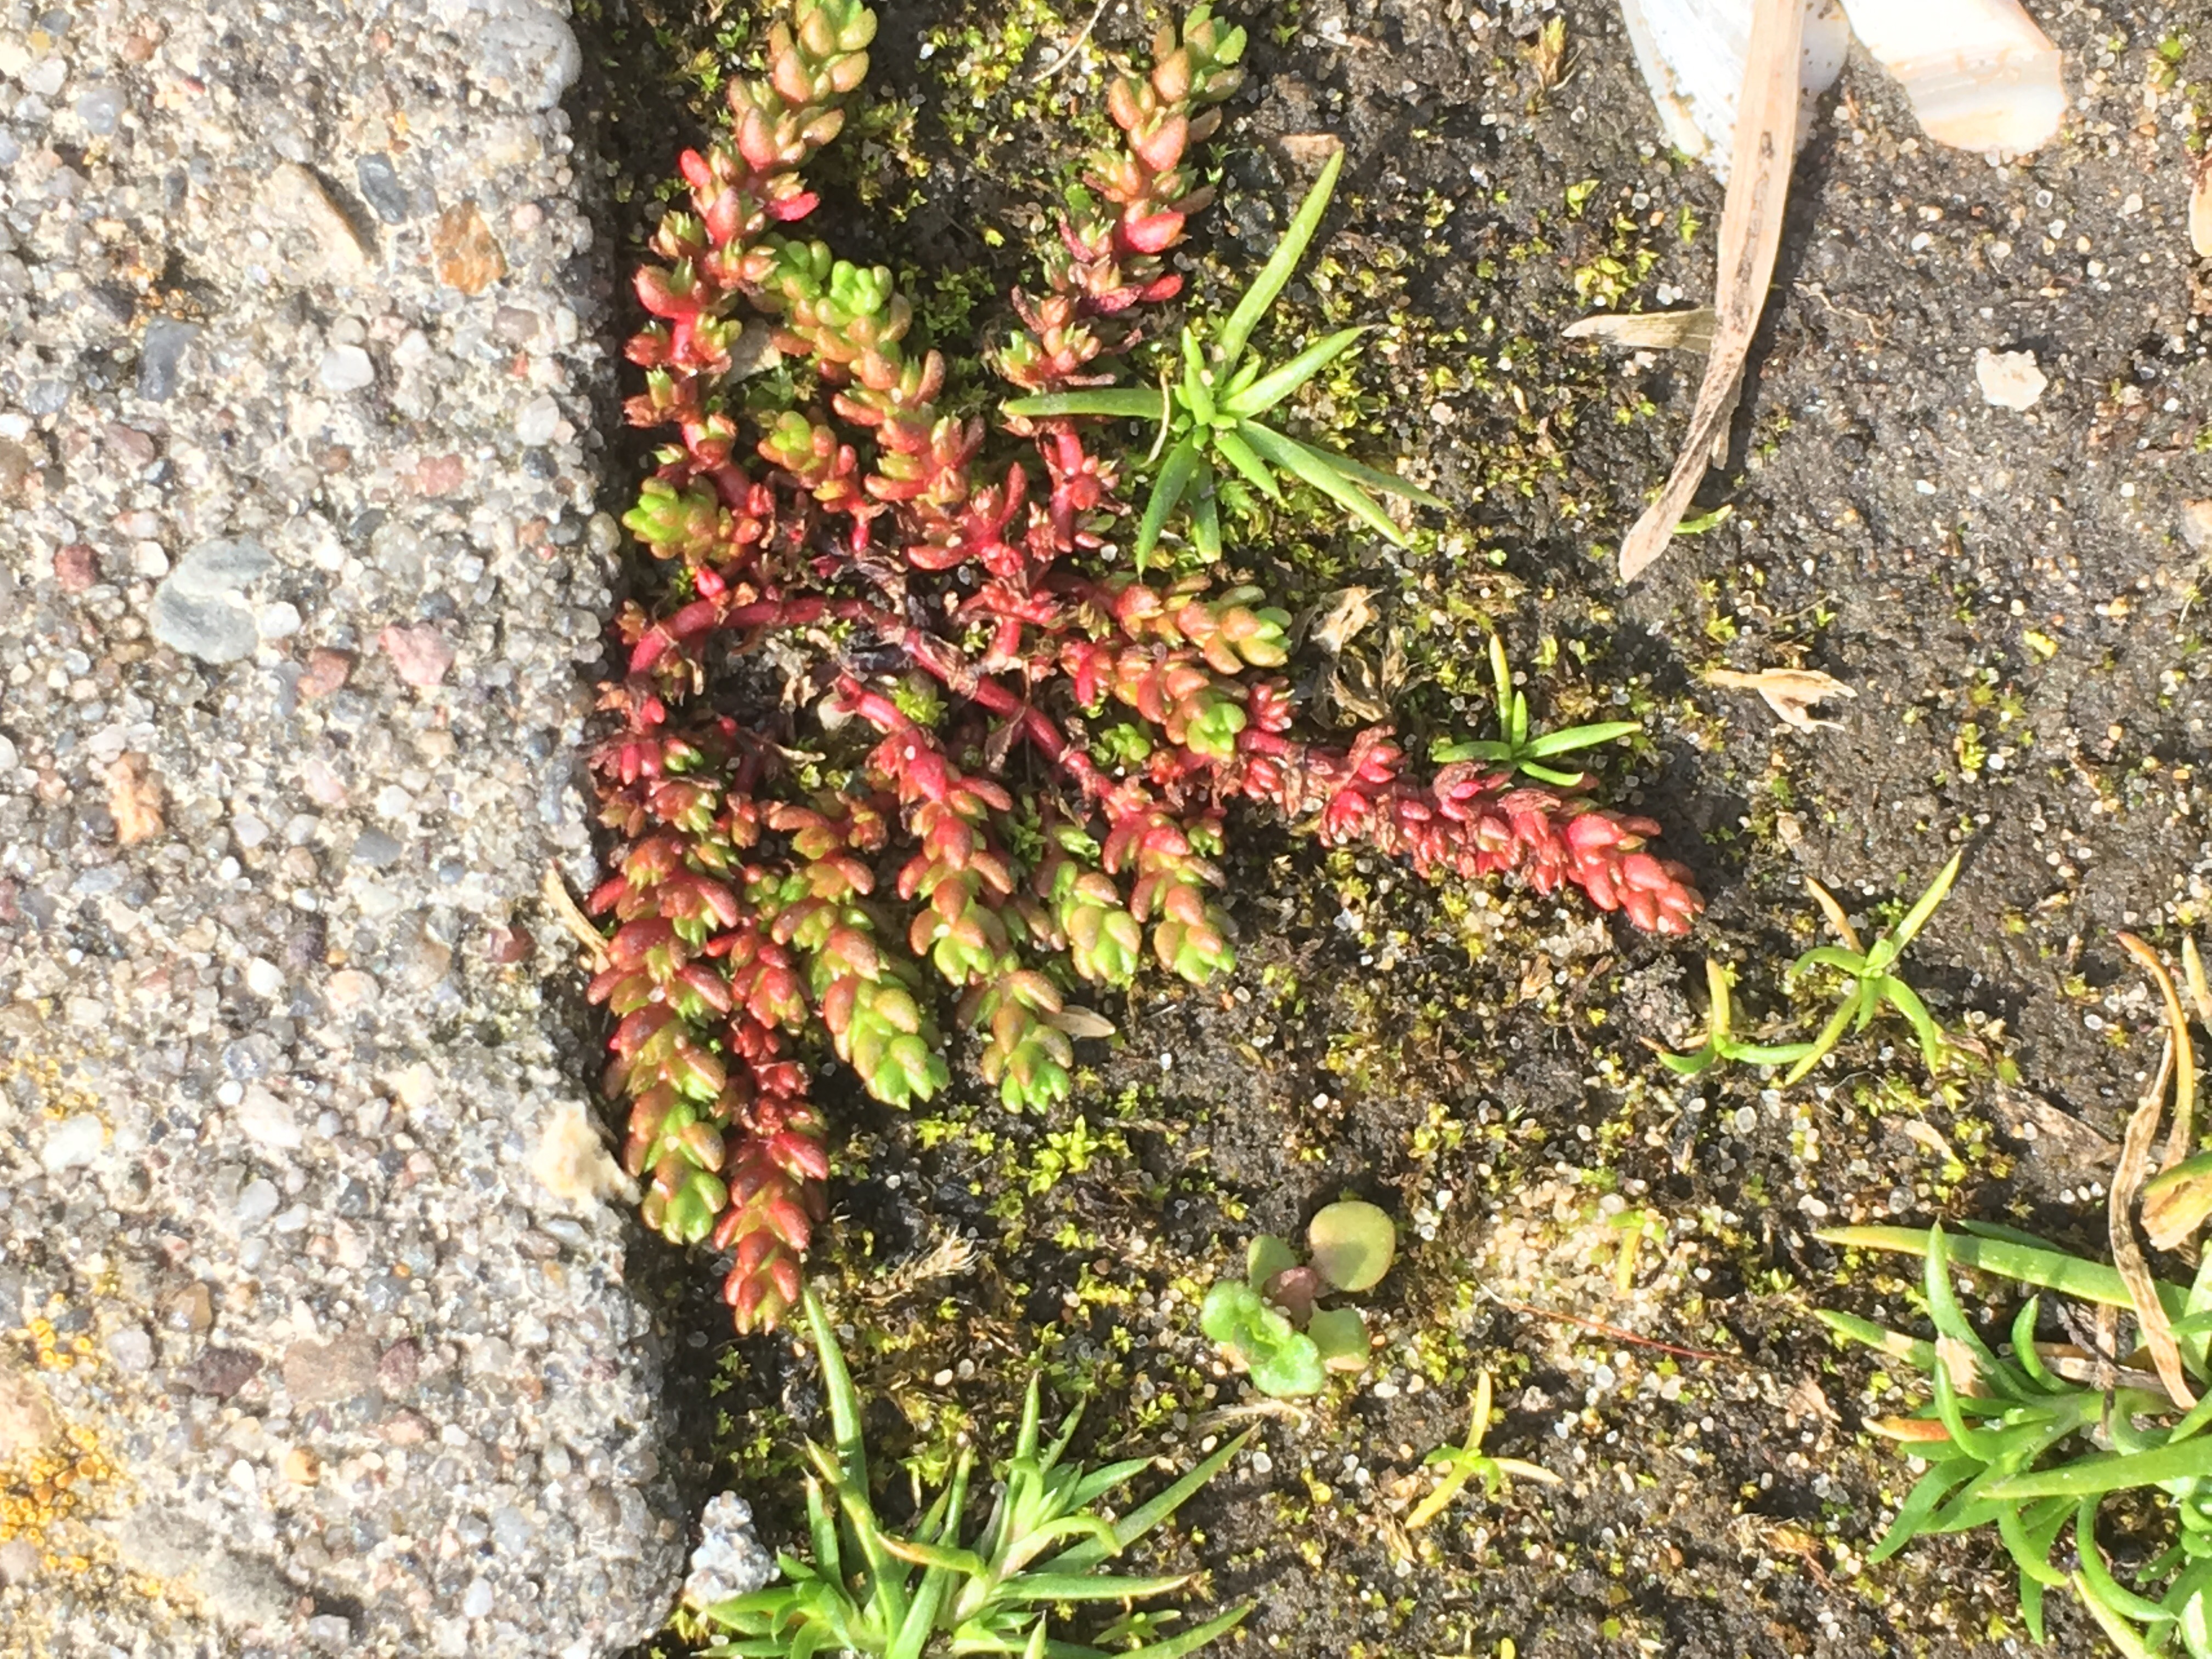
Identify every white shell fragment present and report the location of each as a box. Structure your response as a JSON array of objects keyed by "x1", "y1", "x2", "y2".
[
  {"x1": 1974, "y1": 347, "x2": 2046, "y2": 410},
  {"x1": 1836, "y1": 0, "x2": 2065, "y2": 155},
  {"x1": 2191, "y1": 155, "x2": 2212, "y2": 259},
  {"x1": 1619, "y1": 0, "x2": 1848, "y2": 181},
  {"x1": 1621, "y1": 0, "x2": 2065, "y2": 172}
]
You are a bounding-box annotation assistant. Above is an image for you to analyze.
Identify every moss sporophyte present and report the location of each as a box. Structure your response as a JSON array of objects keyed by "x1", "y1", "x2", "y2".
[{"x1": 592, "y1": 0, "x2": 1703, "y2": 1334}]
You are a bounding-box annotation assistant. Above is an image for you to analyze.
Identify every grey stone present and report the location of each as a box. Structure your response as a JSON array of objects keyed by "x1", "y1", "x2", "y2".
[
  {"x1": 75, "y1": 84, "x2": 122, "y2": 134},
  {"x1": 176, "y1": 1347, "x2": 262, "y2": 1398},
  {"x1": 283, "y1": 1333, "x2": 379, "y2": 1406},
  {"x1": 149, "y1": 536, "x2": 274, "y2": 663},
  {"x1": 357, "y1": 153, "x2": 412, "y2": 223},
  {"x1": 105, "y1": 1326, "x2": 154, "y2": 1372},
  {"x1": 350, "y1": 828, "x2": 404, "y2": 868},
  {"x1": 137, "y1": 318, "x2": 199, "y2": 401},
  {"x1": 169, "y1": 535, "x2": 275, "y2": 600},
  {"x1": 149, "y1": 586, "x2": 259, "y2": 663},
  {"x1": 476, "y1": 7, "x2": 582, "y2": 112}
]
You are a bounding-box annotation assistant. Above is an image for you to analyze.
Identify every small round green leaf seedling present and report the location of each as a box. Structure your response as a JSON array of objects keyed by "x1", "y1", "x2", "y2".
[
  {"x1": 1307, "y1": 1200, "x2": 1396, "y2": 1293},
  {"x1": 1307, "y1": 1307, "x2": 1369, "y2": 1373},
  {"x1": 1245, "y1": 1233, "x2": 1299, "y2": 1290}
]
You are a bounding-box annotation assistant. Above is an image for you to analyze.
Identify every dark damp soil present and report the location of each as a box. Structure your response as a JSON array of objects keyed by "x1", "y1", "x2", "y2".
[{"x1": 576, "y1": 1, "x2": 2212, "y2": 1655}]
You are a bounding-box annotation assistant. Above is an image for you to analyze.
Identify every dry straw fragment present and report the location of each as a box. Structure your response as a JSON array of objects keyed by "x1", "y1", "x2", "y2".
[
  {"x1": 2190, "y1": 153, "x2": 2212, "y2": 259},
  {"x1": 1620, "y1": 0, "x2": 1805, "y2": 580}
]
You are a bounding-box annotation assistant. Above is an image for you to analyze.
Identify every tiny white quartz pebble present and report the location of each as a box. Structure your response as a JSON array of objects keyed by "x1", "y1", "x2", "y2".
[
  {"x1": 515, "y1": 393, "x2": 561, "y2": 445},
  {"x1": 318, "y1": 344, "x2": 375, "y2": 392}
]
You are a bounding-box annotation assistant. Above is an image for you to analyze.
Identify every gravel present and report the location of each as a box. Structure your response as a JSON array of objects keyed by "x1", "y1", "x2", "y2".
[{"x1": 0, "y1": 0, "x2": 684, "y2": 1654}]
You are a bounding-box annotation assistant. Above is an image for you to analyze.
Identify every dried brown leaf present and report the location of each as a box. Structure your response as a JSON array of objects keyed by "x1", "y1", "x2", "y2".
[
  {"x1": 2119, "y1": 932, "x2": 2197, "y2": 1172},
  {"x1": 1708, "y1": 666, "x2": 1857, "y2": 731},
  {"x1": 1046, "y1": 1006, "x2": 1116, "y2": 1040},
  {"x1": 1564, "y1": 308, "x2": 1717, "y2": 353},
  {"x1": 1620, "y1": 0, "x2": 1804, "y2": 580},
  {"x1": 2111, "y1": 1036, "x2": 2197, "y2": 1409},
  {"x1": 541, "y1": 861, "x2": 611, "y2": 971},
  {"x1": 1306, "y1": 586, "x2": 1377, "y2": 656},
  {"x1": 103, "y1": 753, "x2": 165, "y2": 845},
  {"x1": 1934, "y1": 1336, "x2": 1984, "y2": 1397},
  {"x1": 1802, "y1": 876, "x2": 1863, "y2": 954}
]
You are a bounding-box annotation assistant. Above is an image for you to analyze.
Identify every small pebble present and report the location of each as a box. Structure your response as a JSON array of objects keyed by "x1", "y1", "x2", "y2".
[
  {"x1": 356, "y1": 153, "x2": 412, "y2": 224},
  {"x1": 41, "y1": 1114, "x2": 105, "y2": 1171},
  {"x1": 319, "y1": 344, "x2": 375, "y2": 393},
  {"x1": 514, "y1": 393, "x2": 560, "y2": 446},
  {"x1": 138, "y1": 319, "x2": 200, "y2": 402}
]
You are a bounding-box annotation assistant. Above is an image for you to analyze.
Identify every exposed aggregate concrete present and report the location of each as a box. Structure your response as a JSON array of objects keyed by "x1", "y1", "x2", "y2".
[{"x1": 0, "y1": 0, "x2": 687, "y2": 1651}]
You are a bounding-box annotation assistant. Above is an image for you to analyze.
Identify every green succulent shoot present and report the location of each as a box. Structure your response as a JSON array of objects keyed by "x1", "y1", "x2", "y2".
[
  {"x1": 1782, "y1": 853, "x2": 1963, "y2": 1086},
  {"x1": 1430, "y1": 630, "x2": 1641, "y2": 787},
  {"x1": 698, "y1": 1288, "x2": 1252, "y2": 1659},
  {"x1": 1003, "y1": 147, "x2": 1444, "y2": 567},
  {"x1": 1650, "y1": 959, "x2": 1814, "y2": 1078}
]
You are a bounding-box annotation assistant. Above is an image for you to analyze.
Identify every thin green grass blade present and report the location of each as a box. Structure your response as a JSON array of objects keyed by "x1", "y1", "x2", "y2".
[
  {"x1": 1877, "y1": 974, "x2": 1951, "y2": 1072},
  {"x1": 1815, "y1": 1226, "x2": 2188, "y2": 1320},
  {"x1": 1003, "y1": 1571, "x2": 1196, "y2": 1604},
  {"x1": 1133, "y1": 433, "x2": 1201, "y2": 568},
  {"x1": 1003, "y1": 388, "x2": 1172, "y2": 420},
  {"x1": 1730, "y1": 1041, "x2": 1819, "y2": 1066},
  {"x1": 2012, "y1": 1297, "x2": 2057, "y2": 1390},
  {"x1": 1781, "y1": 996, "x2": 1860, "y2": 1085},
  {"x1": 1487, "y1": 632, "x2": 1513, "y2": 723},
  {"x1": 1814, "y1": 1308, "x2": 1939, "y2": 1371},
  {"x1": 806, "y1": 1477, "x2": 841, "y2": 1583},
  {"x1": 2078, "y1": 1499, "x2": 2177, "y2": 1624},
  {"x1": 1233, "y1": 421, "x2": 1406, "y2": 546},
  {"x1": 1218, "y1": 326, "x2": 1368, "y2": 418},
  {"x1": 1792, "y1": 945, "x2": 1870, "y2": 979},
  {"x1": 1178, "y1": 329, "x2": 1216, "y2": 427},
  {"x1": 881, "y1": 1536, "x2": 988, "y2": 1576},
  {"x1": 1066, "y1": 1458, "x2": 1154, "y2": 1510},
  {"x1": 1654, "y1": 1044, "x2": 1719, "y2": 1077},
  {"x1": 1091, "y1": 1604, "x2": 1252, "y2": 1659},
  {"x1": 1190, "y1": 471, "x2": 1222, "y2": 561},
  {"x1": 1957, "y1": 1219, "x2": 2068, "y2": 1251},
  {"x1": 2170, "y1": 1388, "x2": 2212, "y2": 1445},
  {"x1": 1867, "y1": 1462, "x2": 1973, "y2": 1562},
  {"x1": 1521, "y1": 720, "x2": 1644, "y2": 759},
  {"x1": 1302, "y1": 444, "x2": 1448, "y2": 508},
  {"x1": 1987, "y1": 1436, "x2": 2212, "y2": 1500},
  {"x1": 1891, "y1": 853, "x2": 1964, "y2": 954},
  {"x1": 1994, "y1": 1501, "x2": 2068, "y2": 1588},
  {"x1": 2075, "y1": 1571, "x2": 2170, "y2": 1659},
  {"x1": 1214, "y1": 148, "x2": 1343, "y2": 373},
  {"x1": 1048, "y1": 1431, "x2": 1252, "y2": 1573},
  {"x1": 1207, "y1": 424, "x2": 1282, "y2": 503},
  {"x1": 1923, "y1": 1226, "x2": 2029, "y2": 1400},
  {"x1": 1516, "y1": 759, "x2": 1593, "y2": 787},
  {"x1": 803, "y1": 1288, "x2": 869, "y2": 1492}
]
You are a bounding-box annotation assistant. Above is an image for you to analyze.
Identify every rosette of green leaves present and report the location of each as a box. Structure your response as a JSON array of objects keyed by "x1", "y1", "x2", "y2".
[
  {"x1": 698, "y1": 1289, "x2": 1250, "y2": 1658},
  {"x1": 1005, "y1": 148, "x2": 1443, "y2": 567},
  {"x1": 1817, "y1": 1222, "x2": 2212, "y2": 1651}
]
